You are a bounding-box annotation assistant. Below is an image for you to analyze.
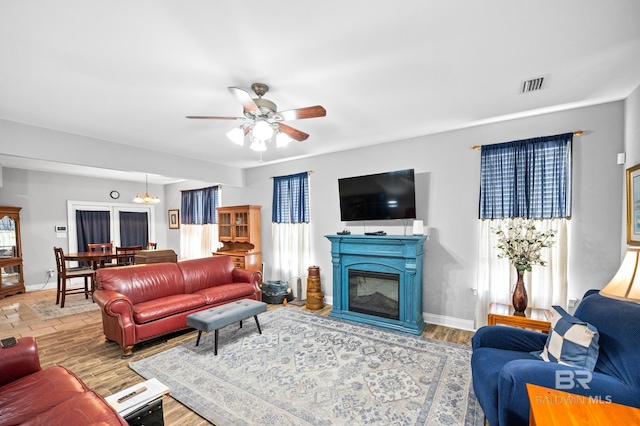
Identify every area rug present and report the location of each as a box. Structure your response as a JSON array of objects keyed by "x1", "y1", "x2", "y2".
[
  {"x1": 28, "y1": 297, "x2": 99, "y2": 320},
  {"x1": 130, "y1": 309, "x2": 483, "y2": 425}
]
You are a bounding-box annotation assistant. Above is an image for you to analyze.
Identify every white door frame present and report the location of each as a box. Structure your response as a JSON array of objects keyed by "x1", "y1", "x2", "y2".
[{"x1": 67, "y1": 200, "x2": 156, "y2": 252}]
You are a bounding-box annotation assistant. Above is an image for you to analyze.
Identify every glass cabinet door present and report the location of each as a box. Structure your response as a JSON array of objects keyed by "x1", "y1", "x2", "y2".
[
  {"x1": 0, "y1": 216, "x2": 18, "y2": 259},
  {"x1": 218, "y1": 212, "x2": 232, "y2": 239},
  {"x1": 233, "y1": 212, "x2": 249, "y2": 240},
  {"x1": 0, "y1": 206, "x2": 24, "y2": 299}
]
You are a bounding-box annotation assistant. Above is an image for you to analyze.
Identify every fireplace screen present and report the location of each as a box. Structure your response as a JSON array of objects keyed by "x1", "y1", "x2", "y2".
[{"x1": 348, "y1": 269, "x2": 400, "y2": 320}]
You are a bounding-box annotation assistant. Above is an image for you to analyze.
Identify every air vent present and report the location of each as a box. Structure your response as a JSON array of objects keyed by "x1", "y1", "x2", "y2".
[{"x1": 521, "y1": 76, "x2": 546, "y2": 93}]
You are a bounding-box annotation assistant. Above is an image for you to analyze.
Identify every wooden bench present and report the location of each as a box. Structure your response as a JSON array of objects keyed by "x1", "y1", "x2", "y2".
[{"x1": 186, "y1": 299, "x2": 267, "y2": 355}]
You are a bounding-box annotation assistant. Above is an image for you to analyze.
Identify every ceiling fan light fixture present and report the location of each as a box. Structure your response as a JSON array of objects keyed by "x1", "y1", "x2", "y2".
[
  {"x1": 187, "y1": 83, "x2": 326, "y2": 155},
  {"x1": 249, "y1": 136, "x2": 267, "y2": 152},
  {"x1": 252, "y1": 120, "x2": 274, "y2": 140},
  {"x1": 226, "y1": 126, "x2": 245, "y2": 145},
  {"x1": 276, "y1": 131, "x2": 292, "y2": 148}
]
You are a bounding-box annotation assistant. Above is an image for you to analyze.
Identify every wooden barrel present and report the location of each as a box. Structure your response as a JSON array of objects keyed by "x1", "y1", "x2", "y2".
[{"x1": 306, "y1": 266, "x2": 324, "y2": 310}]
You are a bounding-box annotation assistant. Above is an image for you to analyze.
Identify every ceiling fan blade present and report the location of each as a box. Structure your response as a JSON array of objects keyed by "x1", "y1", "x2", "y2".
[
  {"x1": 185, "y1": 116, "x2": 244, "y2": 120},
  {"x1": 228, "y1": 87, "x2": 261, "y2": 116},
  {"x1": 274, "y1": 105, "x2": 326, "y2": 121},
  {"x1": 278, "y1": 123, "x2": 309, "y2": 141}
]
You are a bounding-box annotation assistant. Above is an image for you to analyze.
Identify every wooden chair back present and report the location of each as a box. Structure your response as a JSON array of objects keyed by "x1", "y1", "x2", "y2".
[
  {"x1": 53, "y1": 246, "x2": 67, "y2": 275},
  {"x1": 53, "y1": 247, "x2": 93, "y2": 308},
  {"x1": 87, "y1": 242, "x2": 113, "y2": 252},
  {"x1": 116, "y1": 245, "x2": 143, "y2": 266}
]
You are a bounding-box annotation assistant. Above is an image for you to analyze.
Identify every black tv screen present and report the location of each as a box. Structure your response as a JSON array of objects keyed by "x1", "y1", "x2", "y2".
[{"x1": 338, "y1": 169, "x2": 416, "y2": 221}]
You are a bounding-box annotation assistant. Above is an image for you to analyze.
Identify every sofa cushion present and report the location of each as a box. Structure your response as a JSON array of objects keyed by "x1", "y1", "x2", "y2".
[
  {"x1": 21, "y1": 391, "x2": 127, "y2": 426},
  {"x1": 532, "y1": 305, "x2": 599, "y2": 371},
  {"x1": 97, "y1": 263, "x2": 185, "y2": 304},
  {"x1": 195, "y1": 282, "x2": 261, "y2": 305},
  {"x1": 132, "y1": 294, "x2": 207, "y2": 324},
  {"x1": 0, "y1": 366, "x2": 89, "y2": 424},
  {"x1": 179, "y1": 256, "x2": 236, "y2": 294}
]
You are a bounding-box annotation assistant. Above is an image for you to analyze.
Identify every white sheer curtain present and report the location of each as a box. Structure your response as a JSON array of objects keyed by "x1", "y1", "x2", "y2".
[
  {"x1": 271, "y1": 222, "x2": 310, "y2": 297},
  {"x1": 180, "y1": 224, "x2": 220, "y2": 260},
  {"x1": 475, "y1": 218, "x2": 569, "y2": 328}
]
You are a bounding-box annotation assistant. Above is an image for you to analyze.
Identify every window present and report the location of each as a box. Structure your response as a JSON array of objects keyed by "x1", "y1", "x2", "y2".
[
  {"x1": 475, "y1": 133, "x2": 572, "y2": 327},
  {"x1": 180, "y1": 186, "x2": 219, "y2": 259},
  {"x1": 271, "y1": 172, "x2": 310, "y2": 294}
]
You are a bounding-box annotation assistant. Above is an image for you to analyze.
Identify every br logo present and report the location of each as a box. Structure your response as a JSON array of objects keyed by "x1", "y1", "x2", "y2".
[{"x1": 555, "y1": 370, "x2": 592, "y2": 390}]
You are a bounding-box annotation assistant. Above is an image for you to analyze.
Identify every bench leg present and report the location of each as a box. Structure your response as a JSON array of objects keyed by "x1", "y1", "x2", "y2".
[
  {"x1": 214, "y1": 329, "x2": 219, "y2": 356},
  {"x1": 239, "y1": 320, "x2": 243, "y2": 329},
  {"x1": 254, "y1": 315, "x2": 262, "y2": 334},
  {"x1": 195, "y1": 330, "x2": 202, "y2": 347}
]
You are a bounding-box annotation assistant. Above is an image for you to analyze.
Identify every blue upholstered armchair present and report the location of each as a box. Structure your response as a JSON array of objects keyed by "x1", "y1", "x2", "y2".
[{"x1": 471, "y1": 290, "x2": 640, "y2": 426}]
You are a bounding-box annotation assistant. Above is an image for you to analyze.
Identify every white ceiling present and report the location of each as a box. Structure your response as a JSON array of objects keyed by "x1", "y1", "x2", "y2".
[{"x1": 1, "y1": 0, "x2": 640, "y2": 183}]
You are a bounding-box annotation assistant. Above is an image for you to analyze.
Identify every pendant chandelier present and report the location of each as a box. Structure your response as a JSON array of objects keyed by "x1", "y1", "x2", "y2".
[{"x1": 133, "y1": 174, "x2": 160, "y2": 204}]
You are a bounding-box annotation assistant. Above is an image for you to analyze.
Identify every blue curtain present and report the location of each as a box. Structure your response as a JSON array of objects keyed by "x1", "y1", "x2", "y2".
[
  {"x1": 181, "y1": 186, "x2": 219, "y2": 225},
  {"x1": 272, "y1": 172, "x2": 310, "y2": 223},
  {"x1": 479, "y1": 133, "x2": 572, "y2": 219},
  {"x1": 76, "y1": 210, "x2": 110, "y2": 265},
  {"x1": 119, "y1": 211, "x2": 149, "y2": 247}
]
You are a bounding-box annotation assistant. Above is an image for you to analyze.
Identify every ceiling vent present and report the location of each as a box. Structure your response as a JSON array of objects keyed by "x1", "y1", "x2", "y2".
[{"x1": 521, "y1": 76, "x2": 546, "y2": 93}]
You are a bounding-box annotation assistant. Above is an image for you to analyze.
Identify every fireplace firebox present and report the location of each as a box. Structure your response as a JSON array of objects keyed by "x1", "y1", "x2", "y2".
[
  {"x1": 348, "y1": 269, "x2": 400, "y2": 320},
  {"x1": 326, "y1": 234, "x2": 427, "y2": 334}
]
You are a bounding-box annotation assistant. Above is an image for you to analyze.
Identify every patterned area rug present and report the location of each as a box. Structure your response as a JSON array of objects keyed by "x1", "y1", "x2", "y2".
[
  {"x1": 28, "y1": 297, "x2": 100, "y2": 320},
  {"x1": 130, "y1": 309, "x2": 483, "y2": 425}
]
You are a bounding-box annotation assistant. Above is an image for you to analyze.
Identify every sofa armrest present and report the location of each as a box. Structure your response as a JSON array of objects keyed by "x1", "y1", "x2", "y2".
[
  {"x1": 93, "y1": 289, "x2": 134, "y2": 316},
  {"x1": 472, "y1": 325, "x2": 547, "y2": 352},
  {"x1": 232, "y1": 268, "x2": 262, "y2": 288},
  {"x1": 0, "y1": 336, "x2": 41, "y2": 386}
]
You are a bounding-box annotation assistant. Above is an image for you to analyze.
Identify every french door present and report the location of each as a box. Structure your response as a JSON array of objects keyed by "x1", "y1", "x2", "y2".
[{"x1": 67, "y1": 201, "x2": 156, "y2": 253}]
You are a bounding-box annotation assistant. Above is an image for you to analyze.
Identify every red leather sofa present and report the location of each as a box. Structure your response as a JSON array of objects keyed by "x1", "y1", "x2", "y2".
[
  {"x1": 0, "y1": 337, "x2": 127, "y2": 425},
  {"x1": 93, "y1": 256, "x2": 262, "y2": 357}
]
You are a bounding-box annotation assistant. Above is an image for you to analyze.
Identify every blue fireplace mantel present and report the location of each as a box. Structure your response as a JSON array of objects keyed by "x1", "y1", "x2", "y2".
[{"x1": 325, "y1": 234, "x2": 428, "y2": 334}]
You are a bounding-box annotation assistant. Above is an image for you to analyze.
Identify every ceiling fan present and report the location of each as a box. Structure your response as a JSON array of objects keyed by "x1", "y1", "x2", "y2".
[{"x1": 186, "y1": 83, "x2": 326, "y2": 151}]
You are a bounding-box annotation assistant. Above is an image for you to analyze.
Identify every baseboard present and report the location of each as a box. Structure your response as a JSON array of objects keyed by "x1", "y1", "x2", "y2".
[
  {"x1": 26, "y1": 282, "x2": 57, "y2": 292},
  {"x1": 423, "y1": 312, "x2": 475, "y2": 332},
  {"x1": 325, "y1": 295, "x2": 474, "y2": 332}
]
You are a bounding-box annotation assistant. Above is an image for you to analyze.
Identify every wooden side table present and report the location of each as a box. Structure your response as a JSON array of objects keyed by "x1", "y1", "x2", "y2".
[
  {"x1": 488, "y1": 302, "x2": 552, "y2": 333},
  {"x1": 527, "y1": 383, "x2": 640, "y2": 425}
]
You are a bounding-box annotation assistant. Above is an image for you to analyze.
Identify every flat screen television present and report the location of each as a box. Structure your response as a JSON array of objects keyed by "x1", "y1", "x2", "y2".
[{"x1": 338, "y1": 169, "x2": 416, "y2": 221}]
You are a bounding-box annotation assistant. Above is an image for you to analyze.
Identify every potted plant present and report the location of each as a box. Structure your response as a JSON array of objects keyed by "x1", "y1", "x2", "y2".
[{"x1": 495, "y1": 218, "x2": 556, "y2": 316}]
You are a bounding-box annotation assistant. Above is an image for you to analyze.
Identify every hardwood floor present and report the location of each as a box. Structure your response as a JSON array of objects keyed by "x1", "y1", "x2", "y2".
[{"x1": 0, "y1": 289, "x2": 476, "y2": 425}]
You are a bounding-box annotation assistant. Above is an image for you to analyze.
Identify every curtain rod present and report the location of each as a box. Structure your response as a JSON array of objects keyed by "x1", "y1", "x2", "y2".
[
  {"x1": 178, "y1": 184, "x2": 221, "y2": 192},
  {"x1": 270, "y1": 170, "x2": 314, "y2": 179},
  {"x1": 470, "y1": 130, "x2": 585, "y2": 150}
]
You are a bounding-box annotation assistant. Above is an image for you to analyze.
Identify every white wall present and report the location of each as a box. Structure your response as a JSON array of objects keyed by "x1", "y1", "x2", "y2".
[
  {"x1": 0, "y1": 169, "x2": 169, "y2": 288},
  {"x1": 0, "y1": 119, "x2": 245, "y2": 187},
  {"x1": 222, "y1": 101, "x2": 625, "y2": 327},
  {"x1": 0, "y1": 101, "x2": 627, "y2": 328},
  {"x1": 624, "y1": 86, "x2": 640, "y2": 254}
]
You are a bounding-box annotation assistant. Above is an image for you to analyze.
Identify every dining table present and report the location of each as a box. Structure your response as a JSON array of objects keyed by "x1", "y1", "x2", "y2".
[{"x1": 64, "y1": 250, "x2": 122, "y2": 270}]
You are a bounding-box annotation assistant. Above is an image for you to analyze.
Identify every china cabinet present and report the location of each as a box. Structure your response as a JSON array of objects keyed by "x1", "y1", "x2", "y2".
[
  {"x1": 0, "y1": 206, "x2": 24, "y2": 299},
  {"x1": 213, "y1": 205, "x2": 262, "y2": 271}
]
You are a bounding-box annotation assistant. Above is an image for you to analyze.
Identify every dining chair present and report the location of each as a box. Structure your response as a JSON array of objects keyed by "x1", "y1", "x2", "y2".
[
  {"x1": 53, "y1": 247, "x2": 94, "y2": 308},
  {"x1": 146, "y1": 242, "x2": 157, "y2": 250},
  {"x1": 116, "y1": 245, "x2": 143, "y2": 266},
  {"x1": 87, "y1": 242, "x2": 116, "y2": 267}
]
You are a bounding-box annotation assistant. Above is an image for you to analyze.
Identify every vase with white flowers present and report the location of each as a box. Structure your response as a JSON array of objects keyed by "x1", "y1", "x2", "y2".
[{"x1": 495, "y1": 218, "x2": 556, "y2": 316}]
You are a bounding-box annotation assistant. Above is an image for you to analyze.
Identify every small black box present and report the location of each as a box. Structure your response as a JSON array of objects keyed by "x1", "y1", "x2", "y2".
[{"x1": 124, "y1": 397, "x2": 164, "y2": 426}]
